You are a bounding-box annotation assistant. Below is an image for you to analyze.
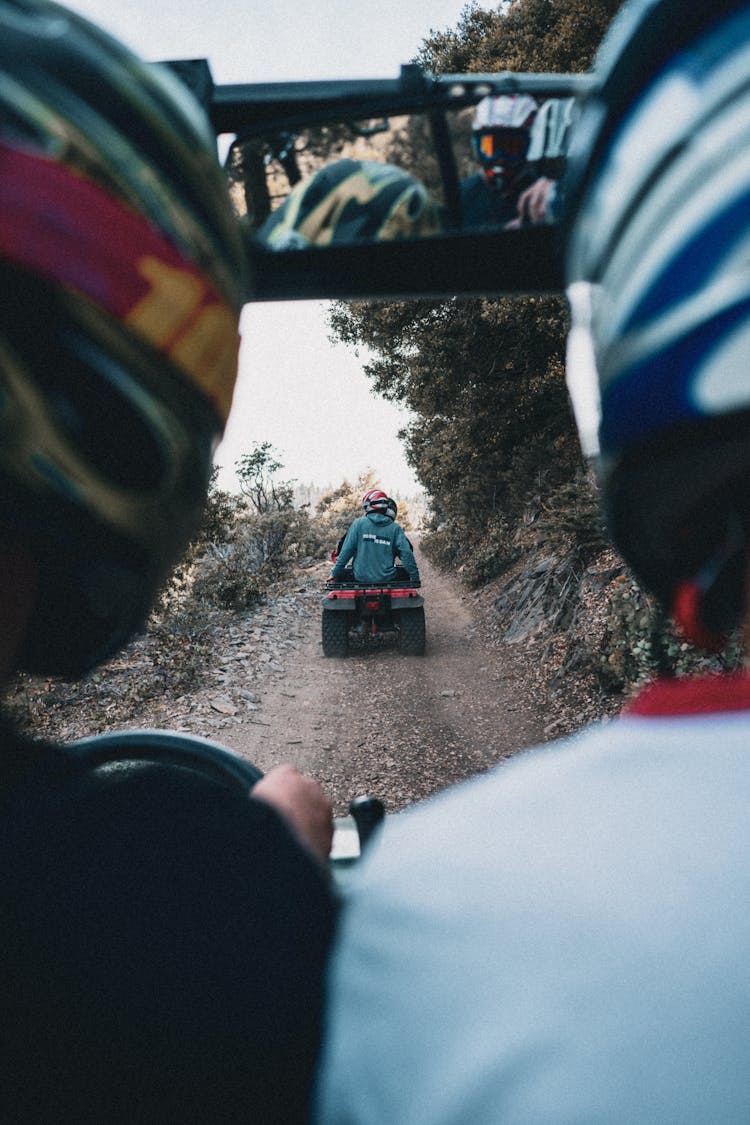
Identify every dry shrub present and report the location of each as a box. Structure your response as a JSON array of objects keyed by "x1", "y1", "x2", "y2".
[{"x1": 600, "y1": 571, "x2": 744, "y2": 692}]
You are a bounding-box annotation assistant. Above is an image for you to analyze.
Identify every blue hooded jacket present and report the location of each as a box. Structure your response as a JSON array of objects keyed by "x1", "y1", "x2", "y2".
[{"x1": 331, "y1": 513, "x2": 420, "y2": 584}]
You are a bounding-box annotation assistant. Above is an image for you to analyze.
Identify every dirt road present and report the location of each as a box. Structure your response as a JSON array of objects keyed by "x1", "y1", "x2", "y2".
[
  {"x1": 208, "y1": 544, "x2": 548, "y2": 814},
  {"x1": 19, "y1": 538, "x2": 552, "y2": 813}
]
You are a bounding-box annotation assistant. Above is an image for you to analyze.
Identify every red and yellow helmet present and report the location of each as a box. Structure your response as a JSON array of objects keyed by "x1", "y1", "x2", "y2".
[{"x1": 0, "y1": 0, "x2": 245, "y2": 674}]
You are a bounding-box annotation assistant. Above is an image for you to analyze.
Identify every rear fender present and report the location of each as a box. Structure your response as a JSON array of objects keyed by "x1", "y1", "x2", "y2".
[
  {"x1": 390, "y1": 594, "x2": 425, "y2": 610},
  {"x1": 322, "y1": 586, "x2": 424, "y2": 610},
  {"x1": 322, "y1": 590, "x2": 357, "y2": 611}
]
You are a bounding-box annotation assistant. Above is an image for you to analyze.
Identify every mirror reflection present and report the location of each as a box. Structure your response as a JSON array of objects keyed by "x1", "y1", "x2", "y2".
[{"x1": 225, "y1": 93, "x2": 578, "y2": 250}]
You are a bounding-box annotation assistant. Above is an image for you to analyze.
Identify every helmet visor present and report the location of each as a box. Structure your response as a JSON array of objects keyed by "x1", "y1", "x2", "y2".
[{"x1": 475, "y1": 127, "x2": 530, "y2": 166}]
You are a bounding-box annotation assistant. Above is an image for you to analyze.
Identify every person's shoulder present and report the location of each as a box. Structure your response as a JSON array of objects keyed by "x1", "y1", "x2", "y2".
[{"x1": 461, "y1": 172, "x2": 484, "y2": 193}]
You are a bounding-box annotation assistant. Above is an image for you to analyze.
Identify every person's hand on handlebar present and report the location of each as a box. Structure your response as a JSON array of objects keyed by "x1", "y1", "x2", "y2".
[
  {"x1": 506, "y1": 176, "x2": 556, "y2": 228},
  {"x1": 253, "y1": 764, "x2": 334, "y2": 865}
]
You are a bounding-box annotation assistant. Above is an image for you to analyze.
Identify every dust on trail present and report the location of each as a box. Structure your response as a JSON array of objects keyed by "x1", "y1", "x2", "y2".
[{"x1": 221, "y1": 543, "x2": 547, "y2": 814}]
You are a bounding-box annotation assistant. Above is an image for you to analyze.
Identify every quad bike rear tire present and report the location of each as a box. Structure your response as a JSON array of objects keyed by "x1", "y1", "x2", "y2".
[
  {"x1": 322, "y1": 609, "x2": 349, "y2": 657},
  {"x1": 398, "y1": 606, "x2": 426, "y2": 656}
]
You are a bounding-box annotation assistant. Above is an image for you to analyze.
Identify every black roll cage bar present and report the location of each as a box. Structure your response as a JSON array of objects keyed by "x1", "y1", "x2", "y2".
[{"x1": 161, "y1": 61, "x2": 596, "y2": 300}]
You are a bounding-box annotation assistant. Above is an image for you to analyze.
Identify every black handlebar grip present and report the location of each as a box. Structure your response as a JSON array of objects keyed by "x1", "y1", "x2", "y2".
[{"x1": 349, "y1": 795, "x2": 386, "y2": 850}]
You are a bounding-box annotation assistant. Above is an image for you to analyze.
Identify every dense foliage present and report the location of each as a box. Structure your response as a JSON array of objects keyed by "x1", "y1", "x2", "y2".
[
  {"x1": 415, "y1": 0, "x2": 621, "y2": 75},
  {"x1": 330, "y1": 296, "x2": 576, "y2": 578}
]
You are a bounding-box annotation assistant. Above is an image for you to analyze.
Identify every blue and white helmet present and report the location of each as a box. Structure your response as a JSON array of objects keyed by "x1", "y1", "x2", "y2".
[{"x1": 563, "y1": 0, "x2": 750, "y2": 645}]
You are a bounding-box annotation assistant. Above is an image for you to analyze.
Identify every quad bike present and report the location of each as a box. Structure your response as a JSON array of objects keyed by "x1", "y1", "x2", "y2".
[
  {"x1": 321, "y1": 578, "x2": 426, "y2": 657},
  {"x1": 322, "y1": 528, "x2": 426, "y2": 658}
]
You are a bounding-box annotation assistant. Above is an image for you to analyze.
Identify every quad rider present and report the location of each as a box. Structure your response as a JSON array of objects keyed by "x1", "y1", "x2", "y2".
[
  {"x1": 0, "y1": 2, "x2": 335, "y2": 1121},
  {"x1": 509, "y1": 96, "x2": 579, "y2": 228},
  {"x1": 460, "y1": 94, "x2": 538, "y2": 230},
  {"x1": 330, "y1": 488, "x2": 420, "y2": 587}
]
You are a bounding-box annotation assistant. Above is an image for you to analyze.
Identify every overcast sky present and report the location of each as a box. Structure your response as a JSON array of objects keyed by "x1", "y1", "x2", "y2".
[{"x1": 66, "y1": 0, "x2": 474, "y2": 494}]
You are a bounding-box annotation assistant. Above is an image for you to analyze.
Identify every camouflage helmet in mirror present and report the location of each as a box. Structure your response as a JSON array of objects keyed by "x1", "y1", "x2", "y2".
[{"x1": 260, "y1": 159, "x2": 441, "y2": 250}]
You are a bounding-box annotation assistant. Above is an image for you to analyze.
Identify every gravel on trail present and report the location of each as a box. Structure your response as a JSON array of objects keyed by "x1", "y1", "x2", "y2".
[
  {"x1": 14, "y1": 537, "x2": 587, "y2": 816},
  {"x1": 126, "y1": 543, "x2": 552, "y2": 815}
]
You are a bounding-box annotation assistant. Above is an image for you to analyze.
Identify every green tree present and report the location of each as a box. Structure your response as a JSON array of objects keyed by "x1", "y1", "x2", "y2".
[
  {"x1": 416, "y1": 0, "x2": 620, "y2": 75},
  {"x1": 332, "y1": 296, "x2": 574, "y2": 570},
  {"x1": 236, "y1": 442, "x2": 294, "y2": 514}
]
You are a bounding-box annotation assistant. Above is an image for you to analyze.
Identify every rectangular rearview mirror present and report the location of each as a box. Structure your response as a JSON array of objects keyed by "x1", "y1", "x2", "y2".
[{"x1": 163, "y1": 61, "x2": 595, "y2": 302}]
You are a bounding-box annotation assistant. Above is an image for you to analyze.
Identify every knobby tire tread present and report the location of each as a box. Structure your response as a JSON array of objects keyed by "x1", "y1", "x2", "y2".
[
  {"x1": 399, "y1": 606, "x2": 426, "y2": 656},
  {"x1": 322, "y1": 609, "x2": 349, "y2": 658}
]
